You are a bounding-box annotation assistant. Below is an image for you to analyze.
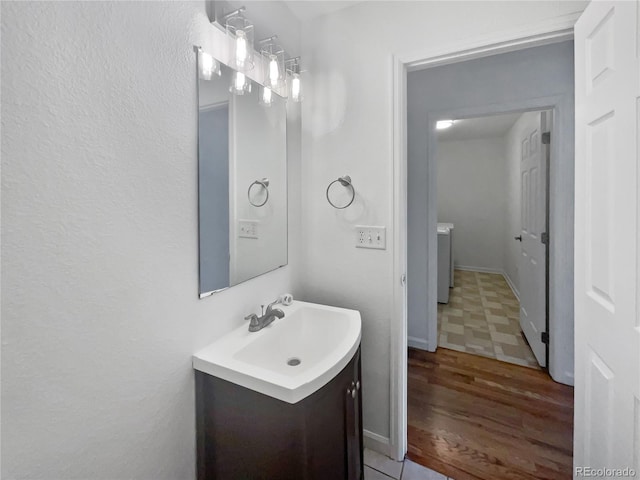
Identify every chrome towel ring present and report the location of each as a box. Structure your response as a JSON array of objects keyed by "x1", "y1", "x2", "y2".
[
  {"x1": 326, "y1": 175, "x2": 355, "y2": 209},
  {"x1": 248, "y1": 178, "x2": 269, "y2": 207}
]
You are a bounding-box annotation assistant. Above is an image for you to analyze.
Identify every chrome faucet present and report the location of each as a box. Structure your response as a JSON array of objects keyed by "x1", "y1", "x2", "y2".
[{"x1": 245, "y1": 299, "x2": 285, "y2": 332}]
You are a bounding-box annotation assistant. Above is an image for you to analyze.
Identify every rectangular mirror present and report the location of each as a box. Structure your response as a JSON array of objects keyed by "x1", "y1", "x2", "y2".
[{"x1": 197, "y1": 50, "x2": 287, "y2": 297}]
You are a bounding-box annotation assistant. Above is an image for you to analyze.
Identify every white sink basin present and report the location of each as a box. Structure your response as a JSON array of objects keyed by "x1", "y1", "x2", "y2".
[{"x1": 192, "y1": 301, "x2": 362, "y2": 404}]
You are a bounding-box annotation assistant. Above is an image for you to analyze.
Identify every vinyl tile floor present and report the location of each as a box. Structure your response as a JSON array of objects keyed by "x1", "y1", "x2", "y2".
[
  {"x1": 364, "y1": 448, "x2": 452, "y2": 480},
  {"x1": 438, "y1": 270, "x2": 539, "y2": 369}
]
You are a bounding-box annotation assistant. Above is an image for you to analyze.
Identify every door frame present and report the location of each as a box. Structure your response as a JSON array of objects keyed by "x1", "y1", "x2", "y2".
[{"x1": 389, "y1": 12, "x2": 580, "y2": 461}]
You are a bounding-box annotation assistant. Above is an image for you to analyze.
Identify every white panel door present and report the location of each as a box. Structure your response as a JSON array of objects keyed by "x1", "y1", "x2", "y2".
[
  {"x1": 575, "y1": 0, "x2": 640, "y2": 474},
  {"x1": 519, "y1": 114, "x2": 547, "y2": 367}
]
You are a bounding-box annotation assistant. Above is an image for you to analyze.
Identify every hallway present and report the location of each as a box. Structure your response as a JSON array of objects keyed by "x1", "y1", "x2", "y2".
[{"x1": 407, "y1": 347, "x2": 574, "y2": 480}]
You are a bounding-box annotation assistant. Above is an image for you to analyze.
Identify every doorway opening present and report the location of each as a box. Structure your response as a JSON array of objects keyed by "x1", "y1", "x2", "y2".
[
  {"x1": 406, "y1": 109, "x2": 575, "y2": 480},
  {"x1": 396, "y1": 37, "x2": 577, "y2": 479},
  {"x1": 435, "y1": 109, "x2": 551, "y2": 371}
]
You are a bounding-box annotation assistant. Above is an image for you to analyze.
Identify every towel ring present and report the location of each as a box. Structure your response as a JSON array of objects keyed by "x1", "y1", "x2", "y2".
[
  {"x1": 326, "y1": 175, "x2": 355, "y2": 209},
  {"x1": 248, "y1": 178, "x2": 269, "y2": 207}
]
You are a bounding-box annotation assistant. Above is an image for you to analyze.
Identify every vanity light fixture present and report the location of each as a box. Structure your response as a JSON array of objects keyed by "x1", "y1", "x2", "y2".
[
  {"x1": 436, "y1": 120, "x2": 455, "y2": 130},
  {"x1": 230, "y1": 71, "x2": 252, "y2": 95},
  {"x1": 198, "y1": 48, "x2": 221, "y2": 81},
  {"x1": 258, "y1": 36, "x2": 285, "y2": 89},
  {"x1": 209, "y1": 7, "x2": 306, "y2": 104},
  {"x1": 224, "y1": 7, "x2": 254, "y2": 72},
  {"x1": 286, "y1": 57, "x2": 303, "y2": 103}
]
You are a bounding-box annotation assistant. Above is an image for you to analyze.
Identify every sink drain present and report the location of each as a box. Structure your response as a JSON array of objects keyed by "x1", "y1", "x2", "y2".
[{"x1": 287, "y1": 357, "x2": 301, "y2": 366}]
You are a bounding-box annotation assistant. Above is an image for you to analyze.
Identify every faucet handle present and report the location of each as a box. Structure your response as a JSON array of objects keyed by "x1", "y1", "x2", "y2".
[
  {"x1": 245, "y1": 313, "x2": 262, "y2": 332},
  {"x1": 266, "y1": 299, "x2": 281, "y2": 313}
]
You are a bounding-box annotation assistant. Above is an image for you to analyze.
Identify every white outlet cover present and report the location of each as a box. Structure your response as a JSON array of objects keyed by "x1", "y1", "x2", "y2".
[
  {"x1": 355, "y1": 225, "x2": 386, "y2": 250},
  {"x1": 238, "y1": 219, "x2": 259, "y2": 239}
]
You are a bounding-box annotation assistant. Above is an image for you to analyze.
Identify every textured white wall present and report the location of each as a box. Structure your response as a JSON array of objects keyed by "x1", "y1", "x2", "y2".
[
  {"x1": 437, "y1": 137, "x2": 508, "y2": 272},
  {"x1": 503, "y1": 111, "x2": 543, "y2": 297},
  {"x1": 1, "y1": 1, "x2": 301, "y2": 478},
  {"x1": 300, "y1": 1, "x2": 585, "y2": 441}
]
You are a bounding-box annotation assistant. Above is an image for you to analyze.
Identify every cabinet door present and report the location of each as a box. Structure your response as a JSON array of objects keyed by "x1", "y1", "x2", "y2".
[
  {"x1": 304, "y1": 351, "x2": 357, "y2": 479},
  {"x1": 345, "y1": 349, "x2": 363, "y2": 480}
]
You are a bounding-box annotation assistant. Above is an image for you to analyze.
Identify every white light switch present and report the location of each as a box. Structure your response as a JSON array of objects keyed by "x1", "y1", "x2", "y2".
[
  {"x1": 355, "y1": 226, "x2": 386, "y2": 250},
  {"x1": 238, "y1": 220, "x2": 259, "y2": 239}
]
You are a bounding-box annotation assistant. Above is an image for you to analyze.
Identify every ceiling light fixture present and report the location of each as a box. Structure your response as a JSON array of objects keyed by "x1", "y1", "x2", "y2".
[{"x1": 436, "y1": 120, "x2": 455, "y2": 130}]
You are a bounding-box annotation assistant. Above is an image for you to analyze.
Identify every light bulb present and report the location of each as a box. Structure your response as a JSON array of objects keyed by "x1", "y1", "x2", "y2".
[
  {"x1": 261, "y1": 86, "x2": 273, "y2": 106},
  {"x1": 201, "y1": 52, "x2": 213, "y2": 80},
  {"x1": 291, "y1": 73, "x2": 301, "y2": 102},
  {"x1": 436, "y1": 120, "x2": 455, "y2": 130},
  {"x1": 235, "y1": 30, "x2": 247, "y2": 68},
  {"x1": 235, "y1": 72, "x2": 246, "y2": 91},
  {"x1": 199, "y1": 51, "x2": 219, "y2": 80},
  {"x1": 269, "y1": 55, "x2": 279, "y2": 87},
  {"x1": 230, "y1": 71, "x2": 250, "y2": 95}
]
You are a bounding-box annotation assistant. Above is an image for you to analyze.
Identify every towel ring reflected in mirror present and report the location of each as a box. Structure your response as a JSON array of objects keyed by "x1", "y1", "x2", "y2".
[
  {"x1": 248, "y1": 178, "x2": 270, "y2": 207},
  {"x1": 326, "y1": 175, "x2": 355, "y2": 209}
]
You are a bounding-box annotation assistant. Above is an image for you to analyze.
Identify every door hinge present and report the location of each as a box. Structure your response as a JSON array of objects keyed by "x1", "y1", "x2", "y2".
[
  {"x1": 541, "y1": 232, "x2": 549, "y2": 245},
  {"x1": 541, "y1": 332, "x2": 549, "y2": 344},
  {"x1": 400, "y1": 274, "x2": 406, "y2": 286},
  {"x1": 542, "y1": 132, "x2": 551, "y2": 145}
]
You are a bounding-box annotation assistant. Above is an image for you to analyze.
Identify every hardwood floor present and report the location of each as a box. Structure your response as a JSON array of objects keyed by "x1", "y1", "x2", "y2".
[{"x1": 407, "y1": 347, "x2": 574, "y2": 480}]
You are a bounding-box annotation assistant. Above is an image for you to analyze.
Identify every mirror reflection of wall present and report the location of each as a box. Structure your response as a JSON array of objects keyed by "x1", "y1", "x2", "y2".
[{"x1": 198, "y1": 54, "x2": 287, "y2": 297}]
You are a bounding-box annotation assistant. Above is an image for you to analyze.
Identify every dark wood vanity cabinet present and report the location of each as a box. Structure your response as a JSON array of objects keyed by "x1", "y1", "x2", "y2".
[{"x1": 196, "y1": 347, "x2": 363, "y2": 480}]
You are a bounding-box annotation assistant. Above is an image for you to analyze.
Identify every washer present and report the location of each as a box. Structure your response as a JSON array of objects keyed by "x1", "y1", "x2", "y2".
[
  {"x1": 437, "y1": 225, "x2": 451, "y2": 304},
  {"x1": 438, "y1": 222, "x2": 455, "y2": 288}
]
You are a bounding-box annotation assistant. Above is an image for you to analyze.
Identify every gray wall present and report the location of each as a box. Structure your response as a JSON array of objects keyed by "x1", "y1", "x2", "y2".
[
  {"x1": 199, "y1": 105, "x2": 230, "y2": 293},
  {"x1": 437, "y1": 137, "x2": 508, "y2": 272},
  {"x1": 407, "y1": 40, "x2": 575, "y2": 384}
]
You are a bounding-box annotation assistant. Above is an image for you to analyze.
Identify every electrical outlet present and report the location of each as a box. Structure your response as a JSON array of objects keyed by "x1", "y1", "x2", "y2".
[
  {"x1": 355, "y1": 226, "x2": 386, "y2": 250},
  {"x1": 238, "y1": 220, "x2": 259, "y2": 239}
]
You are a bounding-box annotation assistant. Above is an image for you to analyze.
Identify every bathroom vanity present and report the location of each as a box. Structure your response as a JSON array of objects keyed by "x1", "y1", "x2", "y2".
[
  {"x1": 196, "y1": 347, "x2": 362, "y2": 479},
  {"x1": 193, "y1": 301, "x2": 363, "y2": 480}
]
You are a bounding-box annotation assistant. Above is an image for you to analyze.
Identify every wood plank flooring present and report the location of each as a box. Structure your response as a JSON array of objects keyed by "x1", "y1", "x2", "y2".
[{"x1": 407, "y1": 347, "x2": 574, "y2": 480}]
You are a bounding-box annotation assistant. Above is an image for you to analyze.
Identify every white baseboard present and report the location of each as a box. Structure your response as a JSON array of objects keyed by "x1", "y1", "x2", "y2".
[
  {"x1": 407, "y1": 336, "x2": 431, "y2": 351},
  {"x1": 549, "y1": 370, "x2": 575, "y2": 387},
  {"x1": 455, "y1": 265, "x2": 503, "y2": 274},
  {"x1": 363, "y1": 430, "x2": 391, "y2": 457},
  {"x1": 502, "y1": 272, "x2": 520, "y2": 301}
]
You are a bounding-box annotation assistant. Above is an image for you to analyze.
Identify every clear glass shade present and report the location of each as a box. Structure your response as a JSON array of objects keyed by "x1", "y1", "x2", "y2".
[
  {"x1": 229, "y1": 71, "x2": 252, "y2": 95},
  {"x1": 260, "y1": 43, "x2": 285, "y2": 90},
  {"x1": 260, "y1": 86, "x2": 274, "y2": 106},
  {"x1": 285, "y1": 58, "x2": 303, "y2": 103},
  {"x1": 289, "y1": 72, "x2": 302, "y2": 102},
  {"x1": 225, "y1": 15, "x2": 254, "y2": 72}
]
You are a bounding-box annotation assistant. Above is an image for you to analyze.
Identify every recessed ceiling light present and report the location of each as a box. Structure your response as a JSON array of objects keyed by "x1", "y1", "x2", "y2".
[{"x1": 436, "y1": 120, "x2": 455, "y2": 130}]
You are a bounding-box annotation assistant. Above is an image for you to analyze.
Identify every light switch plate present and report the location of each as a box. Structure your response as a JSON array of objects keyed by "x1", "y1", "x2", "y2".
[
  {"x1": 238, "y1": 220, "x2": 259, "y2": 239},
  {"x1": 355, "y1": 226, "x2": 386, "y2": 249}
]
